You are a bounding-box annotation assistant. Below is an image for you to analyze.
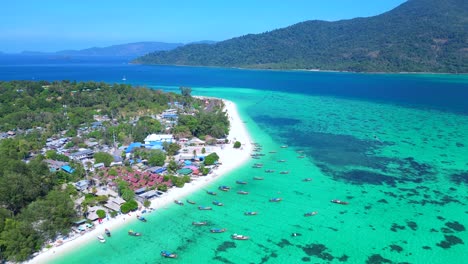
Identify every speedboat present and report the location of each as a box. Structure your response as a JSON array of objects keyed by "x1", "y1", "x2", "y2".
[
  {"x1": 218, "y1": 186, "x2": 230, "y2": 191},
  {"x1": 231, "y1": 234, "x2": 249, "y2": 240},
  {"x1": 97, "y1": 235, "x2": 106, "y2": 243},
  {"x1": 212, "y1": 201, "x2": 224, "y2": 206},
  {"x1": 281, "y1": 145, "x2": 288, "y2": 148},
  {"x1": 277, "y1": 160, "x2": 286, "y2": 163},
  {"x1": 244, "y1": 211, "x2": 257, "y2": 216},
  {"x1": 128, "y1": 230, "x2": 141, "y2": 236},
  {"x1": 137, "y1": 216, "x2": 147, "y2": 222},
  {"x1": 105, "y1": 228, "x2": 111, "y2": 237},
  {"x1": 279, "y1": 171, "x2": 289, "y2": 174},
  {"x1": 206, "y1": 191, "x2": 217, "y2": 196},
  {"x1": 237, "y1": 191, "x2": 249, "y2": 195},
  {"x1": 161, "y1": 250, "x2": 177, "y2": 258},
  {"x1": 331, "y1": 199, "x2": 349, "y2": 205},
  {"x1": 298, "y1": 155, "x2": 305, "y2": 158},
  {"x1": 304, "y1": 211, "x2": 318, "y2": 217},
  {"x1": 192, "y1": 221, "x2": 208, "y2": 226},
  {"x1": 253, "y1": 177, "x2": 264, "y2": 180},
  {"x1": 303, "y1": 178, "x2": 313, "y2": 182},
  {"x1": 265, "y1": 169, "x2": 275, "y2": 173},
  {"x1": 236, "y1": 180, "x2": 248, "y2": 185},
  {"x1": 269, "y1": 198, "x2": 282, "y2": 202},
  {"x1": 186, "y1": 199, "x2": 196, "y2": 205},
  {"x1": 198, "y1": 206, "x2": 213, "y2": 210},
  {"x1": 210, "y1": 228, "x2": 226, "y2": 233},
  {"x1": 174, "y1": 200, "x2": 184, "y2": 206},
  {"x1": 269, "y1": 151, "x2": 277, "y2": 153}
]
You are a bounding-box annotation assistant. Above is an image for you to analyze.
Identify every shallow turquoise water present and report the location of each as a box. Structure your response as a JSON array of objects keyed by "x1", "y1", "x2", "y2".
[{"x1": 51, "y1": 85, "x2": 468, "y2": 264}]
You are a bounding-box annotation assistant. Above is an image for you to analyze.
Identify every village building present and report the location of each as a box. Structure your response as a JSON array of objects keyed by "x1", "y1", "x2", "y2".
[
  {"x1": 69, "y1": 149, "x2": 94, "y2": 161},
  {"x1": 144, "y1": 134, "x2": 174, "y2": 145}
]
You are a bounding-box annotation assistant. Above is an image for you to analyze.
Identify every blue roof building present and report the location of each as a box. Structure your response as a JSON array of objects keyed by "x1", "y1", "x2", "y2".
[
  {"x1": 61, "y1": 165, "x2": 75, "y2": 174},
  {"x1": 126, "y1": 142, "x2": 142, "y2": 153}
]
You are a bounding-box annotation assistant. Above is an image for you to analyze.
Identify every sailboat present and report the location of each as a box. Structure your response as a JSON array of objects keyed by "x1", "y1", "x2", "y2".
[{"x1": 122, "y1": 75, "x2": 127, "y2": 81}]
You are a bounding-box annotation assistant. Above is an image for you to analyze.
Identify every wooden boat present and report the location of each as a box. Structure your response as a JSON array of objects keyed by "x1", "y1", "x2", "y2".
[
  {"x1": 137, "y1": 216, "x2": 147, "y2": 222},
  {"x1": 269, "y1": 198, "x2": 282, "y2": 202},
  {"x1": 252, "y1": 156, "x2": 260, "y2": 159},
  {"x1": 279, "y1": 171, "x2": 289, "y2": 174},
  {"x1": 105, "y1": 228, "x2": 111, "y2": 237},
  {"x1": 254, "y1": 163, "x2": 263, "y2": 166},
  {"x1": 237, "y1": 191, "x2": 249, "y2": 195},
  {"x1": 252, "y1": 164, "x2": 263, "y2": 168},
  {"x1": 303, "y1": 178, "x2": 313, "y2": 182},
  {"x1": 206, "y1": 191, "x2": 217, "y2": 196},
  {"x1": 192, "y1": 221, "x2": 208, "y2": 226},
  {"x1": 218, "y1": 186, "x2": 230, "y2": 191},
  {"x1": 231, "y1": 234, "x2": 249, "y2": 240},
  {"x1": 297, "y1": 155, "x2": 305, "y2": 158},
  {"x1": 331, "y1": 199, "x2": 349, "y2": 205},
  {"x1": 236, "y1": 180, "x2": 248, "y2": 185},
  {"x1": 278, "y1": 160, "x2": 287, "y2": 163},
  {"x1": 244, "y1": 211, "x2": 257, "y2": 216},
  {"x1": 174, "y1": 200, "x2": 184, "y2": 206},
  {"x1": 269, "y1": 151, "x2": 277, "y2": 153},
  {"x1": 186, "y1": 199, "x2": 196, "y2": 205},
  {"x1": 253, "y1": 177, "x2": 264, "y2": 180},
  {"x1": 210, "y1": 228, "x2": 226, "y2": 233},
  {"x1": 297, "y1": 150, "x2": 304, "y2": 153},
  {"x1": 212, "y1": 201, "x2": 224, "y2": 206},
  {"x1": 97, "y1": 235, "x2": 106, "y2": 243},
  {"x1": 161, "y1": 250, "x2": 177, "y2": 258},
  {"x1": 198, "y1": 206, "x2": 213, "y2": 210},
  {"x1": 304, "y1": 211, "x2": 318, "y2": 217},
  {"x1": 128, "y1": 230, "x2": 141, "y2": 236},
  {"x1": 265, "y1": 169, "x2": 275, "y2": 173}
]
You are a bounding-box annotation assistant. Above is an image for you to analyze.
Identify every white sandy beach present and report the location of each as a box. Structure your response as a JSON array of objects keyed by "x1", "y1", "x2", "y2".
[{"x1": 28, "y1": 99, "x2": 253, "y2": 264}]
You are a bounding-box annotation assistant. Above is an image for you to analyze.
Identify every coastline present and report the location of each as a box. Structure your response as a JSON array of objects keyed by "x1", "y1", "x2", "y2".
[
  {"x1": 27, "y1": 98, "x2": 253, "y2": 264},
  {"x1": 130, "y1": 62, "x2": 468, "y2": 75}
]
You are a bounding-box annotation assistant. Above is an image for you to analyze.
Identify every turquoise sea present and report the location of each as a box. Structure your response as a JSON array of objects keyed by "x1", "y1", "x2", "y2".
[{"x1": 1, "y1": 56, "x2": 467, "y2": 263}]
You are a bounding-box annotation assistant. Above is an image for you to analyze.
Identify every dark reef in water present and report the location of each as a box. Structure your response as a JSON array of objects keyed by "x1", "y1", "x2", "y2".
[
  {"x1": 450, "y1": 172, "x2": 468, "y2": 185},
  {"x1": 389, "y1": 244, "x2": 403, "y2": 253},
  {"x1": 216, "y1": 241, "x2": 236, "y2": 252},
  {"x1": 366, "y1": 254, "x2": 392, "y2": 264},
  {"x1": 212, "y1": 256, "x2": 235, "y2": 264},
  {"x1": 406, "y1": 221, "x2": 418, "y2": 231},
  {"x1": 445, "y1": 221, "x2": 465, "y2": 232},
  {"x1": 390, "y1": 223, "x2": 406, "y2": 232},
  {"x1": 254, "y1": 115, "x2": 302, "y2": 126},
  {"x1": 277, "y1": 239, "x2": 293, "y2": 248},
  {"x1": 300, "y1": 243, "x2": 335, "y2": 261},
  {"x1": 436, "y1": 235, "x2": 464, "y2": 249}
]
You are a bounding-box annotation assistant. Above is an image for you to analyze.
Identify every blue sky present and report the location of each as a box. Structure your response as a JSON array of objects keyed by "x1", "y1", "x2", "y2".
[{"x1": 1, "y1": 0, "x2": 406, "y2": 53}]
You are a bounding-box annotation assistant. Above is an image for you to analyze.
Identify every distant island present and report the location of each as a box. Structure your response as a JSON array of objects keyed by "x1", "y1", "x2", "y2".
[
  {"x1": 11, "y1": 40, "x2": 217, "y2": 59},
  {"x1": 134, "y1": 0, "x2": 467, "y2": 73}
]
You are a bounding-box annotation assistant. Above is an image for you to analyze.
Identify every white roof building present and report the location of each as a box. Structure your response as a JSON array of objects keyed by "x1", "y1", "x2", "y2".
[{"x1": 144, "y1": 134, "x2": 174, "y2": 145}]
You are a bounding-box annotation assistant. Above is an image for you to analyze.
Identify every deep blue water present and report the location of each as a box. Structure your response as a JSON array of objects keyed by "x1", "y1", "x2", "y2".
[{"x1": 0, "y1": 54, "x2": 467, "y2": 114}]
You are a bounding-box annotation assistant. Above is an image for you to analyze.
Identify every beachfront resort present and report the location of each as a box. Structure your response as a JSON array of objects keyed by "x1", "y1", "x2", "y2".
[{"x1": 0, "y1": 81, "x2": 244, "y2": 262}]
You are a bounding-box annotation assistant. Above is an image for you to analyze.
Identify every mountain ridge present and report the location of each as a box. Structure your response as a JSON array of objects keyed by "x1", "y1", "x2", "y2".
[{"x1": 134, "y1": 0, "x2": 468, "y2": 73}]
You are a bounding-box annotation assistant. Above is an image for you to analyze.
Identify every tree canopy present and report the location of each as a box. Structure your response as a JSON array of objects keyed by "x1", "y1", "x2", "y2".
[{"x1": 134, "y1": 0, "x2": 467, "y2": 73}]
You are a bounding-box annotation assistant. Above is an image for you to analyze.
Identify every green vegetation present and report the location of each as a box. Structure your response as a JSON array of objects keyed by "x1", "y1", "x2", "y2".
[
  {"x1": 204, "y1": 152, "x2": 219, "y2": 166},
  {"x1": 134, "y1": 0, "x2": 467, "y2": 73},
  {"x1": 233, "y1": 141, "x2": 241, "y2": 148},
  {"x1": 174, "y1": 104, "x2": 229, "y2": 139},
  {"x1": 0, "y1": 139, "x2": 76, "y2": 261},
  {"x1": 120, "y1": 200, "x2": 138, "y2": 214},
  {"x1": 148, "y1": 150, "x2": 166, "y2": 166},
  {"x1": 96, "y1": 209, "x2": 106, "y2": 219},
  {"x1": 45, "y1": 150, "x2": 70, "y2": 162},
  {"x1": 94, "y1": 152, "x2": 114, "y2": 167}
]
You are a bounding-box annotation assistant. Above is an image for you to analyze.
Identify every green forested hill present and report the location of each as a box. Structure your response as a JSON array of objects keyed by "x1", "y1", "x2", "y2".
[{"x1": 134, "y1": 0, "x2": 467, "y2": 73}]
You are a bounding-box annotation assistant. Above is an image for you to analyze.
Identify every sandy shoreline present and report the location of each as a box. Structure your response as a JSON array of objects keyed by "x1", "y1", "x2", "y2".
[{"x1": 27, "y1": 99, "x2": 253, "y2": 264}]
